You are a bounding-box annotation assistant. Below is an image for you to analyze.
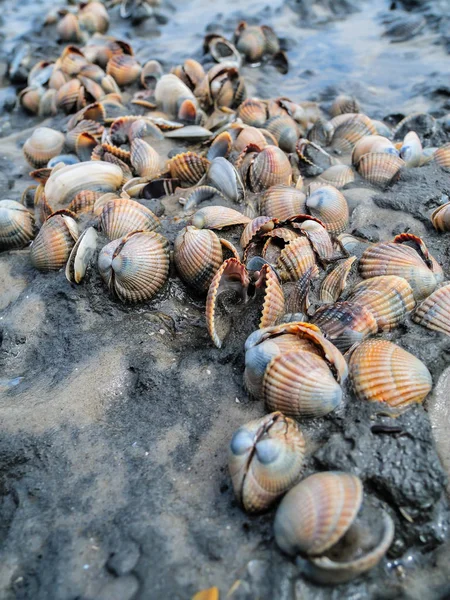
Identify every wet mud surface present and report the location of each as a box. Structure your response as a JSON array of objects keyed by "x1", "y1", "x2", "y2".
[{"x1": 1, "y1": 0, "x2": 450, "y2": 599}]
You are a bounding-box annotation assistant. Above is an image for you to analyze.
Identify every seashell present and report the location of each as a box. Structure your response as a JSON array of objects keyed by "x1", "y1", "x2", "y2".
[
  {"x1": 260, "y1": 185, "x2": 307, "y2": 220},
  {"x1": 206, "y1": 157, "x2": 244, "y2": 202},
  {"x1": 65, "y1": 226, "x2": 98, "y2": 284},
  {"x1": 274, "y1": 471, "x2": 394, "y2": 584},
  {"x1": 431, "y1": 201, "x2": 450, "y2": 232},
  {"x1": 261, "y1": 228, "x2": 299, "y2": 264},
  {"x1": 19, "y1": 86, "x2": 44, "y2": 114},
  {"x1": 330, "y1": 95, "x2": 360, "y2": 117},
  {"x1": 249, "y1": 145, "x2": 292, "y2": 193},
  {"x1": 238, "y1": 98, "x2": 268, "y2": 127},
  {"x1": 168, "y1": 152, "x2": 210, "y2": 186},
  {"x1": 140, "y1": 59, "x2": 163, "y2": 90},
  {"x1": 23, "y1": 127, "x2": 65, "y2": 169},
  {"x1": 174, "y1": 226, "x2": 223, "y2": 293},
  {"x1": 348, "y1": 275, "x2": 415, "y2": 331},
  {"x1": 191, "y1": 206, "x2": 250, "y2": 230},
  {"x1": 55, "y1": 78, "x2": 82, "y2": 113},
  {"x1": 359, "y1": 237, "x2": 443, "y2": 300},
  {"x1": 433, "y1": 143, "x2": 450, "y2": 170},
  {"x1": 106, "y1": 54, "x2": 141, "y2": 87},
  {"x1": 208, "y1": 63, "x2": 246, "y2": 109},
  {"x1": 78, "y1": 75, "x2": 104, "y2": 103},
  {"x1": 207, "y1": 131, "x2": 232, "y2": 161},
  {"x1": 99, "y1": 198, "x2": 160, "y2": 240},
  {"x1": 155, "y1": 74, "x2": 197, "y2": 119},
  {"x1": 399, "y1": 131, "x2": 422, "y2": 168},
  {"x1": 356, "y1": 152, "x2": 405, "y2": 188},
  {"x1": 320, "y1": 256, "x2": 357, "y2": 303},
  {"x1": 231, "y1": 124, "x2": 269, "y2": 153},
  {"x1": 67, "y1": 102, "x2": 106, "y2": 131},
  {"x1": 289, "y1": 216, "x2": 334, "y2": 262},
  {"x1": 204, "y1": 34, "x2": 241, "y2": 66},
  {"x1": 351, "y1": 135, "x2": 398, "y2": 165},
  {"x1": 181, "y1": 185, "x2": 227, "y2": 213},
  {"x1": 229, "y1": 412, "x2": 305, "y2": 513},
  {"x1": 57, "y1": 13, "x2": 84, "y2": 43},
  {"x1": 98, "y1": 231, "x2": 169, "y2": 303},
  {"x1": 336, "y1": 232, "x2": 367, "y2": 254},
  {"x1": 393, "y1": 113, "x2": 435, "y2": 141},
  {"x1": 163, "y1": 125, "x2": 212, "y2": 141},
  {"x1": 172, "y1": 59, "x2": 205, "y2": 90},
  {"x1": 263, "y1": 348, "x2": 343, "y2": 418},
  {"x1": 0, "y1": 200, "x2": 36, "y2": 250},
  {"x1": 61, "y1": 46, "x2": 88, "y2": 76},
  {"x1": 78, "y1": 1, "x2": 109, "y2": 34},
  {"x1": 296, "y1": 138, "x2": 333, "y2": 177},
  {"x1": 284, "y1": 268, "x2": 314, "y2": 317},
  {"x1": 306, "y1": 184, "x2": 349, "y2": 235},
  {"x1": 317, "y1": 165, "x2": 355, "y2": 189},
  {"x1": 67, "y1": 190, "x2": 102, "y2": 215},
  {"x1": 310, "y1": 302, "x2": 377, "y2": 352},
  {"x1": 206, "y1": 258, "x2": 250, "y2": 348},
  {"x1": 33, "y1": 186, "x2": 54, "y2": 227},
  {"x1": 307, "y1": 119, "x2": 335, "y2": 147},
  {"x1": 47, "y1": 154, "x2": 79, "y2": 168},
  {"x1": 45, "y1": 161, "x2": 123, "y2": 208},
  {"x1": 265, "y1": 114, "x2": 299, "y2": 153},
  {"x1": 331, "y1": 113, "x2": 377, "y2": 153},
  {"x1": 277, "y1": 236, "x2": 319, "y2": 282},
  {"x1": 76, "y1": 132, "x2": 98, "y2": 161},
  {"x1": 38, "y1": 88, "x2": 58, "y2": 117},
  {"x1": 27, "y1": 60, "x2": 53, "y2": 88},
  {"x1": 240, "y1": 216, "x2": 276, "y2": 249},
  {"x1": 30, "y1": 210, "x2": 78, "y2": 271},
  {"x1": 66, "y1": 119, "x2": 104, "y2": 151},
  {"x1": 412, "y1": 283, "x2": 450, "y2": 337},
  {"x1": 234, "y1": 22, "x2": 267, "y2": 63},
  {"x1": 255, "y1": 263, "x2": 285, "y2": 329},
  {"x1": 349, "y1": 339, "x2": 432, "y2": 411},
  {"x1": 130, "y1": 139, "x2": 161, "y2": 178}
]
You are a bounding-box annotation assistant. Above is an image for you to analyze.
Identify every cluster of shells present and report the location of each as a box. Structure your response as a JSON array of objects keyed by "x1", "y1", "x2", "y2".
[{"x1": 2, "y1": 6, "x2": 450, "y2": 587}]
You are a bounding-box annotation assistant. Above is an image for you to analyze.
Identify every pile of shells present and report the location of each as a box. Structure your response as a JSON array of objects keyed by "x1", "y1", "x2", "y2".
[
  {"x1": 46, "y1": 1, "x2": 110, "y2": 44},
  {"x1": 2, "y1": 7, "x2": 450, "y2": 588}
]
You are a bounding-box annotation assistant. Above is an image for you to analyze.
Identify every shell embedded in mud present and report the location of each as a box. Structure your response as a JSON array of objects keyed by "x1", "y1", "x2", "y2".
[
  {"x1": 174, "y1": 226, "x2": 223, "y2": 293},
  {"x1": 413, "y1": 283, "x2": 450, "y2": 337},
  {"x1": 229, "y1": 411, "x2": 306, "y2": 513},
  {"x1": 305, "y1": 184, "x2": 349, "y2": 235},
  {"x1": 349, "y1": 339, "x2": 432, "y2": 411},
  {"x1": 0, "y1": 200, "x2": 36, "y2": 250}
]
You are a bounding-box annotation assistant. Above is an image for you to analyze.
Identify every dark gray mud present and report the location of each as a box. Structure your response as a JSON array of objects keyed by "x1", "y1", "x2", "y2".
[{"x1": 1, "y1": 0, "x2": 450, "y2": 599}]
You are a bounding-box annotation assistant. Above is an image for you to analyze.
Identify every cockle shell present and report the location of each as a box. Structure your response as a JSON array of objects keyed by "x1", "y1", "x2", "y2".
[
  {"x1": 306, "y1": 184, "x2": 349, "y2": 235},
  {"x1": 320, "y1": 256, "x2": 357, "y2": 303},
  {"x1": 55, "y1": 78, "x2": 83, "y2": 113},
  {"x1": 237, "y1": 98, "x2": 268, "y2": 127},
  {"x1": 330, "y1": 95, "x2": 360, "y2": 117},
  {"x1": 174, "y1": 226, "x2": 223, "y2": 293},
  {"x1": 399, "y1": 131, "x2": 422, "y2": 168},
  {"x1": 240, "y1": 216, "x2": 276, "y2": 249},
  {"x1": 433, "y1": 143, "x2": 450, "y2": 170},
  {"x1": 359, "y1": 238, "x2": 443, "y2": 300},
  {"x1": 260, "y1": 185, "x2": 307, "y2": 220},
  {"x1": 67, "y1": 190, "x2": 102, "y2": 215},
  {"x1": 356, "y1": 152, "x2": 405, "y2": 187},
  {"x1": 351, "y1": 135, "x2": 398, "y2": 165},
  {"x1": 99, "y1": 198, "x2": 160, "y2": 240},
  {"x1": 130, "y1": 139, "x2": 161, "y2": 178},
  {"x1": 249, "y1": 145, "x2": 292, "y2": 193},
  {"x1": 331, "y1": 113, "x2": 377, "y2": 153},
  {"x1": 229, "y1": 412, "x2": 305, "y2": 513},
  {"x1": 349, "y1": 339, "x2": 432, "y2": 411},
  {"x1": 191, "y1": 206, "x2": 250, "y2": 230},
  {"x1": 265, "y1": 114, "x2": 299, "y2": 153},
  {"x1": 44, "y1": 161, "x2": 123, "y2": 208},
  {"x1": 317, "y1": 165, "x2": 355, "y2": 189},
  {"x1": 106, "y1": 54, "x2": 141, "y2": 87},
  {"x1": 65, "y1": 226, "x2": 98, "y2": 284},
  {"x1": 277, "y1": 236, "x2": 319, "y2": 282},
  {"x1": 256, "y1": 263, "x2": 285, "y2": 329},
  {"x1": 348, "y1": 275, "x2": 415, "y2": 331},
  {"x1": 98, "y1": 230, "x2": 169, "y2": 303},
  {"x1": 431, "y1": 202, "x2": 450, "y2": 232},
  {"x1": 0, "y1": 200, "x2": 36, "y2": 250},
  {"x1": 30, "y1": 210, "x2": 78, "y2": 271},
  {"x1": 155, "y1": 74, "x2": 197, "y2": 118},
  {"x1": 168, "y1": 152, "x2": 210, "y2": 186},
  {"x1": 206, "y1": 157, "x2": 244, "y2": 202},
  {"x1": 23, "y1": 127, "x2": 66, "y2": 168},
  {"x1": 412, "y1": 283, "x2": 450, "y2": 337},
  {"x1": 290, "y1": 216, "x2": 334, "y2": 261},
  {"x1": 274, "y1": 471, "x2": 395, "y2": 584}
]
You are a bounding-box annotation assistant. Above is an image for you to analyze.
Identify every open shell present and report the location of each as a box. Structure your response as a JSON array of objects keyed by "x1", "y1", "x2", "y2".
[
  {"x1": 320, "y1": 256, "x2": 356, "y2": 303},
  {"x1": 277, "y1": 236, "x2": 319, "y2": 282},
  {"x1": 65, "y1": 226, "x2": 98, "y2": 284}
]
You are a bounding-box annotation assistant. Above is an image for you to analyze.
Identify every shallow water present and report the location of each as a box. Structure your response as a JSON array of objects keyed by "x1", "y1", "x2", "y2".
[{"x1": 0, "y1": 0, "x2": 450, "y2": 599}]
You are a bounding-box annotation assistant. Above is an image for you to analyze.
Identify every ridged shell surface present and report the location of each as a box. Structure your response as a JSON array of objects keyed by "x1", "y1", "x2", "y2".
[
  {"x1": 130, "y1": 138, "x2": 161, "y2": 178},
  {"x1": 277, "y1": 237, "x2": 318, "y2": 282},
  {"x1": 168, "y1": 152, "x2": 210, "y2": 186},
  {"x1": 260, "y1": 185, "x2": 307, "y2": 220},
  {"x1": 306, "y1": 184, "x2": 349, "y2": 235},
  {"x1": 229, "y1": 412, "x2": 306, "y2": 513},
  {"x1": 318, "y1": 165, "x2": 355, "y2": 189},
  {"x1": 106, "y1": 54, "x2": 141, "y2": 87},
  {"x1": 249, "y1": 146, "x2": 292, "y2": 192},
  {"x1": 274, "y1": 472, "x2": 363, "y2": 556},
  {"x1": 23, "y1": 127, "x2": 66, "y2": 168},
  {"x1": 413, "y1": 283, "x2": 450, "y2": 336},
  {"x1": 0, "y1": 200, "x2": 36, "y2": 249},
  {"x1": 320, "y1": 256, "x2": 356, "y2": 303},
  {"x1": 174, "y1": 226, "x2": 223, "y2": 292},
  {"x1": 31, "y1": 211, "x2": 78, "y2": 271},
  {"x1": 357, "y1": 152, "x2": 405, "y2": 187},
  {"x1": 434, "y1": 143, "x2": 450, "y2": 170},
  {"x1": 99, "y1": 198, "x2": 160, "y2": 240},
  {"x1": 191, "y1": 206, "x2": 250, "y2": 230}
]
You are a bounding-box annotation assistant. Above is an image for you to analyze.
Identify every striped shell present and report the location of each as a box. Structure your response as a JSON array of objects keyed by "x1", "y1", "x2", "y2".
[
  {"x1": 433, "y1": 143, "x2": 450, "y2": 170},
  {"x1": 55, "y1": 79, "x2": 82, "y2": 113},
  {"x1": 240, "y1": 216, "x2": 276, "y2": 249},
  {"x1": 359, "y1": 240, "x2": 443, "y2": 300},
  {"x1": 310, "y1": 302, "x2": 378, "y2": 352},
  {"x1": 317, "y1": 165, "x2": 355, "y2": 189},
  {"x1": 256, "y1": 263, "x2": 285, "y2": 329},
  {"x1": 174, "y1": 226, "x2": 223, "y2": 293},
  {"x1": 106, "y1": 54, "x2": 141, "y2": 87},
  {"x1": 98, "y1": 230, "x2": 169, "y2": 303},
  {"x1": 155, "y1": 74, "x2": 197, "y2": 118},
  {"x1": 265, "y1": 114, "x2": 299, "y2": 153},
  {"x1": 274, "y1": 472, "x2": 363, "y2": 556},
  {"x1": 30, "y1": 210, "x2": 78, "y2": 271},
  {"x1": 207, "y1": 157, "x2": 244, "y2": 203},
  {"x1": 44, "y1": 161, "x2": 123, "y2": 208},
  {"x1": 356, "y1": 152, "x2": 405, "y2": 187},
  {"x1": 431, "y1": 202, "x2": 450, "y2": 232},
  {"x1": 320, "y1": 256, "x2": 357, "y2": 303},
  {"x1": 277, "y1": 237, "x2": 318, "y2": 282},
  {"x1": 260, "y1": 185, "x2": 307, "y2": 220},
  {"x1": 249, "y1": 146, "x2": 292, "y2": 193},
  {"x1": 130, "y1": 139, "x2": 161, "y2": 178},
  {"x1": 99, "y1": 199, "x2": 160, "y2": 240},
  {"x1": 168, "y1": 152, "x2": 210, "y2": 186},
  {"x1": 263, "y1": 348, "x2": 343, "y2": 419},
  {"x1": 191, "y1": 206, "x2": 250, "y2": 230},
  {"x1": 23, "y1": 127, "x2": 66, "y2": 168},
  {"x1": 351, "y1": 135, "x2": 398, "y2": 165},
  {"x1": 0, "y1": 200, "x2": 36, "y2": 250},
  {"x1": 306, "y1": 184, "x2": 349, "y2": 235},
  {"x1": 412, "y1": 283, "x2": 450, "y2": 337},
  {"x1": 331, "y1": 113, "x2": 377, "y2": 153},
  {"x1": 348, "y1": 275, "x2": 415, "y2": 331},
  {"x1": 65, "y1": 226, "x2": 98, "y2": 284},
  {"x1": 206, "y1": 258, "x2": 250, "y2": 348},
  {"x1": 67, "y1": 190, "x2": 102, "y2": 215},
  {"x1": 229, "y1": 412, "x2": 306, "y2": 513},
  {"x1": 330, "y1": 95, "x2": 360, "y2": 117},
  {"x1": 293, "y1": 217, "x2": 334, "y2": 261},
  {"x1": 349, "y1": 339, "x2": 432, "y2": 411},
  {"x1": 238, "y1": 98, "x2": 268, "y2": 127}
]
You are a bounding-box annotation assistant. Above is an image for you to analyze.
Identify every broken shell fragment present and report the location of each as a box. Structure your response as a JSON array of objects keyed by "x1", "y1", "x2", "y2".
[{"x1": 229, "y1": 412, "x2": 306, "y2": 513}]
